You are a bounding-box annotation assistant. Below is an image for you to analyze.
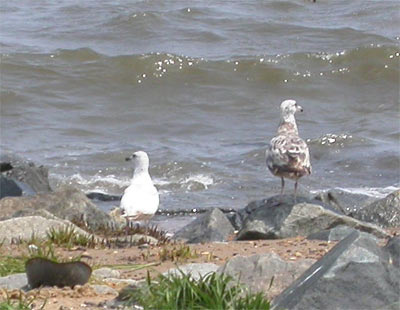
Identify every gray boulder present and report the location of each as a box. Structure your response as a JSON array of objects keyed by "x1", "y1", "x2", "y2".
[
  {"x1": 218, "y1": 252, "x2": 315, "y2": 300},
  {"x1": 0, "y1": 273, "x2": 28, "y2": 290},
  {"x1": 92, "y1": 268, "x2": 121, "y2": 280},
  {"x1": 164, "y1": 263, "x2": 220, "y2": 281},
  {"x1": 91, "y1": 284, "x2": 118, "y2": 296},
  {"x1": 232, "y1": 195, "x2": 340, "y2": 230},
  {"x1": 0, "y1": 216, "x2": 93, "y2": 244},
  {"x1": 0, "y1": 175, "x2": 22, "y2": 198},
  {"x1": 0, "y1": 185, "x2": 112, "y2": 229},
  {"x1": 384, "y1": 236, "x2": 400, "y2": 267},
  {"x1": 237, "y1": 197, "x2": 389, "y2": 240},
  {"x1": 0, "y1": 153, "x2": 51, "y2": 194},
  {"x1": 350, "y1": 190, "x2": 400, "y2": 228},
  {"x1": 313, "y1": 188, "x2": 376, "y2": 215},
  {"x1": 173, "y1": 208, "x2": 234, "y2": 243},
  {"x1": 307, "y1": 225, "x2": 361, "y2": 242},
  {"x1": 272, "y1": 231, "x2": 400, "y2": 310}
]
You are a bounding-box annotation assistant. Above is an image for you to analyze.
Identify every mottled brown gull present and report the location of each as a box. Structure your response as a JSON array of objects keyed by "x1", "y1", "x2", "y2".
[{"x1": 266, "y1": 99, "x2": 311, "y2": 202}]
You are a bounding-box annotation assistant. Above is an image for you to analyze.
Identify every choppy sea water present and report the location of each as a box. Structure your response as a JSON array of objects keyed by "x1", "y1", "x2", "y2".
[{"x1": 1, "y1": 1, "x2": 399, "y2": 223}]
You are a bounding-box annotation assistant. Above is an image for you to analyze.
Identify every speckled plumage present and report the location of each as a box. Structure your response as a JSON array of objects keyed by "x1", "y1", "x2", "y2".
[{"x1": 266, "y1": 100, "x2": 311, "y2": 201}]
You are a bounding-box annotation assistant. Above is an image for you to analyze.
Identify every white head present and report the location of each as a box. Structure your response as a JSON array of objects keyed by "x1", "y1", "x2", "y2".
[
  {"x1": 126, "y1": 150, "x2": 150, "y2": 174},
  {"x1": 280, "y1": 99, "x2": 303, "y2": 122}
]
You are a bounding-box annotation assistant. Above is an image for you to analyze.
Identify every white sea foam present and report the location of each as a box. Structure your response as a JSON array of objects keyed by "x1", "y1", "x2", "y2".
[
  {"x1": 69, "y1": 173, "x2": 130, "y2": 188},
  {"x1": 311, "y1": 185, "x2": 399, "y2": 199},
  {"x1": 183, "y1": 174, "x2": 214, "y2": 190},
  {"x1": 54, "y1": 172, "x2": 215, "y2": 195},
  {"x1": 335, "y1": 186, "x2": 399, "y2": 198}
]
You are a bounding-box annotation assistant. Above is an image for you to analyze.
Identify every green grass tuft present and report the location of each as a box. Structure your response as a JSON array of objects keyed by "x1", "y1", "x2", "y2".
[
  {"x1": 122, "y1": 270, "x2": 270, "y2": 310},
  {"x1": 46, "y1": 225, "x2": 97, "y2": 249},
  {"x1": 0, "y1": 257, "x2": 25, "y2": 277}
]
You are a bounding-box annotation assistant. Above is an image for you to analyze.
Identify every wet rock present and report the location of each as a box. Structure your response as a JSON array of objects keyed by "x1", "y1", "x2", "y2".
[
  {"x1": 233, "y1": 195, "x2": 340, "y2": 230},
  {"x1": 237, "y1": 196, "x2": 389, "y2": 240},
  {"x1": 0, "y1": 273, "x2": 28, "y2": 290},
  {"x1": 0, "y1": 153, "x2": 51, "y2": 194},
  {"x1": 271, "y1": 231, "x2": 400, "y2": 310},
  {"x1": 307, "y1": 225, "x2": 361, "y2": 242},
  {"x1": 173, "y1": 208, "x2": 234, "y2": 243},
  {"x1": 0, "y1": 162, "x2": 13, "y2": 172},
  {"x1": 0, "y1": 175, "x2": 22, "y2": 198},
  {"x1": 225, "y1": 211, "x2": 244, "y2": 231},
  {"x1": 0, "y1": 185, "x2": 112, "y2": 229},
  {"x1": 218, "y1": 252, "x2": 315, "y2": 300},
  {"x1": 164, "y1": 263, "x2": 219, "y2": 281},
  {"x1": 0, "y1": 215, "x2": 92, "y2": 244},
  {"x1": 313, "y1": 188, "x2": 376, "y2": 215},
  {"x1": 26, "y1": 258, "x2": 92, "y2": 289},
  {"x1": 384, "y1": 236, "x2": 400, "y2": 267},
  {"x1": 86, "y1": 192, "x2": 122, "y2": 201},
  {"x1": 350, "y1": 190, "x2": 400, "y2": 228}
]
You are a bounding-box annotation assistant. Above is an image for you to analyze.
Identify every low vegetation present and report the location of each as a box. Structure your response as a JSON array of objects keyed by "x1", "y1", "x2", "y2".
[
  {"x1": 0, "y1": 290, "x2": 46, "y2": 310},
  {"x1": 157, "y1": 243, "x2": 198, "y2": 262},
  {"x1": 122, "y1": 271, "x2": 270, "y2": 310},
  {"x1": 46, "y1": 225, "x2": 99, "y2": 249},
  {"x1": 0, "y1": 257, "x2": 25, "y2": 277}
]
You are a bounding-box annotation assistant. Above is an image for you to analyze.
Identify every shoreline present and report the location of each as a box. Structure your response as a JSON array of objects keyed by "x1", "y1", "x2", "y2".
[{"x1": 1, "y1": 155, "x2": 399, "y2": 309}]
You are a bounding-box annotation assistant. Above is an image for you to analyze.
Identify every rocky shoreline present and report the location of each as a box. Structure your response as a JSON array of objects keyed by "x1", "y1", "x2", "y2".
[{"x1": 1, "y1": 154, "x2": 399, "y2": 309}]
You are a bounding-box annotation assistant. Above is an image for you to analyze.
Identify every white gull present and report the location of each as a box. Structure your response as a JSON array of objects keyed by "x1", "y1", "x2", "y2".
[
  {"x1": 120, "y1": 151, "x2": 159, "y2": 225},
  {"x1": 266, "y1": 99, "x2": 311, "y2": 202}
]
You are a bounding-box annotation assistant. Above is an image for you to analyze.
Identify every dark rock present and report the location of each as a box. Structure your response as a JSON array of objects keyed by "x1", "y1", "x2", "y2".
[
  {"x1": 86, "y1": 192, "x2": 122, "y2": 201},
  {"x1": 237, "y1": 196, "x2": 389, "y2": 240},
  {"x1": 307, "y1": 225, "x2": 360, "y2": 242},
  {"x1": 26, "y1": 258, "x2": 92, "y2": 289},
  {"x1": 0, "y1": 162, "x2": 13, "y2": 172},
  {"x1": 0, "y1": 175, "x2": 22, "y2": 198},
  {"x1": 1, "y1": 154, "x2": 52, "y2": 194},
  {"x1": 225, "y1": 211, "x2": 243, "y2": 231},
  {"x1": 384, "y1": 236, "x2": 400, "y2": 267},
  {"x1": 0, "y1": 185, "x2": 112, "y2": 229},
  {"x1": 235, "y1": 195, "x2": 341, "y2": 229},
  {"x1": 271, "y1": 231, "x2": 400, "y2": 310},
  {"x1": 350, "y1": 190, "x2": 400, "y2": 228},
  {"x1": 173, "y1": 208, "x2": 235, "y2": 243},
  {"x1": 218, "y1": 252, "x2": 315, "y2": 300},
  {"x1": 313, "y1": 188, "x2": 376, "y2": 215}
]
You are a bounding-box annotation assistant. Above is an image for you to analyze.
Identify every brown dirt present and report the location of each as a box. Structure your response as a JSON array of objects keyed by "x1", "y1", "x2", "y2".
[{"x1": 1, "y1": 229, "x2": 398, "y2": 310}]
